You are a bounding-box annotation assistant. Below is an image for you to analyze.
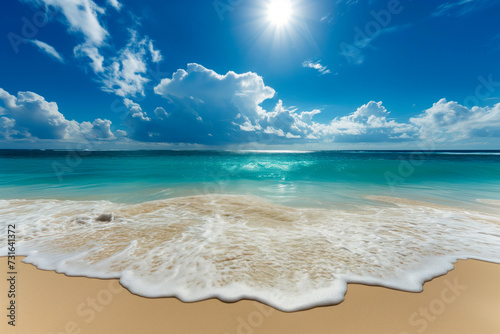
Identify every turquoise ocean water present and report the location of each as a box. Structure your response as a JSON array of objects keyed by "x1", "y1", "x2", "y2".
[
  {"x1": 1, "y1": 150, "x2": 499, "y2": 208},
  {"x1": 1, "y1": 150, "x2": 500, "y2": 311}
]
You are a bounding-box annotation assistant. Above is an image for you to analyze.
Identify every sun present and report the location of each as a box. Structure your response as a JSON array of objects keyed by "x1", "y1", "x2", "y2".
[{"x1": 267, "y1": 0, "x2": 293, "y2": 27}]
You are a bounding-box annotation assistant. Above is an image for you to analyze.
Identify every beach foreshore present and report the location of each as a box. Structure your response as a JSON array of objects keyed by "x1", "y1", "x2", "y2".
[{"x1": 1, "y1": 257, "x2": 499, "y2": 334}]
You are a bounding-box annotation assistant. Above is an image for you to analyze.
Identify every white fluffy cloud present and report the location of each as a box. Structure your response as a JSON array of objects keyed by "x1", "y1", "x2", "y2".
[
  {"x1": 0, "y1": 88, "x2": 69, "y2": 140},
  {"x1": 410, "y1": 99, "x2": 500, "y2": 141},
  {"x1": 0, "y1": 88, "x2": 116, "y2": 141},
  {"x1": 79, "y1": 119, "x2": 116, "y2": 140},
  {"x1": 154, "y1": 63, "x2": 275, "y2": 119},
  {"x1": 257, "y1": 100, "x2": 320, "y2": 140},
  {"x1": 310, "y1": 101, "x2": 416, "y2": 142},
  {"x1": 127, "y1": 63, "x2": 277, "y2": 144}
]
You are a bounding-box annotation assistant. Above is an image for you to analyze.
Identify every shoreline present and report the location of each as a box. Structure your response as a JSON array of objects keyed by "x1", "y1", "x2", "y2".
[{"x1": 1, "y1": 257, "x2": 500, "y2": 333}]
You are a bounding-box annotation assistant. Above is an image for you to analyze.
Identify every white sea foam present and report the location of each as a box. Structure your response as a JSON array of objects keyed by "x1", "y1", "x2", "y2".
[
  {"x1": 227, "y1": 150, "x2": 315, "y2": 154},
  {"x1": 477, "y1": 199, "x2": 500, "y2": 207},
  {"x1": 240, "y1": 161, "x2": 314, "y2": 172},
  {"x1": 1, "y1": 195, "x2": 500, "y2": 311}
]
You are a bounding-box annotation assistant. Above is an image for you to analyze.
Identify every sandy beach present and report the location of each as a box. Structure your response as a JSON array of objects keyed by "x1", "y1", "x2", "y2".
[{"x1": 0, "y1": 257, "x2": 499, "y2": 334}]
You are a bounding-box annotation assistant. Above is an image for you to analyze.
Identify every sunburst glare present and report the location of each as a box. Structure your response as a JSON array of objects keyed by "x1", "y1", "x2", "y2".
[{"x1": 267, "y1": 0, "x2": 293, "y2": 27}]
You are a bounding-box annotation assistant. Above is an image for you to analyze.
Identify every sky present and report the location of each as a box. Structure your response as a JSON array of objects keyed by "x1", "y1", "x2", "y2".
[{"x1": 0, "y1": 0, "x2": 499, "y2": 150}]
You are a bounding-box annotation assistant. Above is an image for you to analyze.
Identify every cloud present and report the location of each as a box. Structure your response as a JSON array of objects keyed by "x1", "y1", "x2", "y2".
[
  {"x1": 432, "y1": 0, "x2": 494, "y2": 17},
  {"x1": 0, "y1": 88, "x2": 70, "y2": 140},
  {"x1": 24, "y1": 0, "x2": 163, "y2": 98},
  {"x1": 148, "y1": 41, "x2": 163, "y2": 63},
  {"x1": 154, "y1": 107, "x2": 169, "y2": 119},
  {"x1": 320, "y1": 14, "x2": 333, "y2": 24},
  {"x1": 3, "y1": 66, "x2": 499, "y2": 147},
  {"x1": 311, "y1": 101, "x2": 416, "y2": 142},
  {"x1": 256, "y1": 100, "x2": 320, "y2": 140},
  {"x1": 74, "y1": 44, "x2": 104, "y2": 72},
  {"x1": 120, "y1": 64, "x2": 416, "y2": 145},
  {"x1": 302, "y1": 61, "x2": 331, "y2": 75},
  {"x1": 0, "y1": 88, "x2": 116, "y2": 141},
  {"x1": 337, "y1": 0, "x2": 360, "y2": 7},
  {"x1": 107, "y1": 0, "x2": 122, "y2": 11},
  {"x1": 79, "y1": 119, "x2": 116, "y2": 140},
  {"x1": 28, "y1": 0, "x2": 108, "y2": 46},
  {"x1": 410, "y1": 99, "x2": 500, "y2": 141},
  {"x1": 76, "y1": 30, "x2": 163, "y2": 97},
  {"x1": 99, "y1": 33, "x2": 151, "y2": 97},
  {"x1": 121, "y1": 63, "x2": 276, "y2": 144},
  {"x1": 30, "y1": 40, "x2": 64, "y2": 62}
]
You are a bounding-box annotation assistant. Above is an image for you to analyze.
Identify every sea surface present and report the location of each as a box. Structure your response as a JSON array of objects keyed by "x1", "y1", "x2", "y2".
[{"x1": 1, "y1": 150, "x2": 500, "y2": 311}]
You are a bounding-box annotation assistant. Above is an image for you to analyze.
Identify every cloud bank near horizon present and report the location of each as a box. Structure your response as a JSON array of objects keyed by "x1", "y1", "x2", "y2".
[{"x1": 1, "y1": 64, "x2": 500, "y2": 148}]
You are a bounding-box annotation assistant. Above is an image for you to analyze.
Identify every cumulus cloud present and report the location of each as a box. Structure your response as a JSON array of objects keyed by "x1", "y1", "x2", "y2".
[
  {"x1": 410, "y1": 99, "x2": 500, "y2": 141},
  {"x1": 0, "y1": 88, "x2": 70, "y2": 140},
  {"x1": 302, "y1": 61, "x2": 331, "y2": 75},
  {"x1": 0, "y1": 88, "x2": 116, "y2": 141},
  {"x1": 30, "y1": 40, "x2": 64, "y2": 63},
  {"x1": 128, "y1": 63, "x2": 276, "y2": 144},
  {"x1": 118, "y1": 64, "x2": 416, "y2": 145},
  {"x1": 79, "y1": 119, "x2": 116, "y2": 140},
  {"x1": 0, "y1": 117, "x2": 23, "y2": 140},
  {"x1": 150, "y1": 65, "x2": 500, "y2": 146},
  {"x1": 311, "y1": 101, "x2": 416, "y2": 142},
  {"x1": 257, "y1": 100, "x2": 320, "y2": 140},
  {"x1": 154, "y1": 63, "x2": 275, "y2": 117}
]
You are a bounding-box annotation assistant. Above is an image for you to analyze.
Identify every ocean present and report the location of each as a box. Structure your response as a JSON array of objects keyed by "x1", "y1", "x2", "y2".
[{"x1": 1, "y1": 150, "x2": 500, "y2": 311}]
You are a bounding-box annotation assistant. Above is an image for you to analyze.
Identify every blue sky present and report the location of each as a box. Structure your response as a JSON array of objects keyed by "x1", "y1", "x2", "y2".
[{"x1": 0, "y1": 0, "x2": 499, "y2": 149}]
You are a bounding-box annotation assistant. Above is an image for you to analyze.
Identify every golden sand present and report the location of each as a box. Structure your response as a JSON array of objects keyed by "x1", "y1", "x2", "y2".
[{"x1": 1, "y1": 257, "x2": 499, "y2": 333}]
